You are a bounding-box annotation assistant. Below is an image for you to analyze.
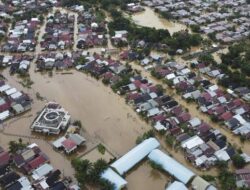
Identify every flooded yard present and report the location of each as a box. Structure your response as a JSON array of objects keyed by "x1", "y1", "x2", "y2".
[
  {"x1": 130, "y1": 7, "x2": 187, "y2": 35},
  {"x1": 126, "y1": 161, "x2": 170, "y2": 190},
  {"x1": 80, "y1": 146, "x2": 115, "y2": 163}
]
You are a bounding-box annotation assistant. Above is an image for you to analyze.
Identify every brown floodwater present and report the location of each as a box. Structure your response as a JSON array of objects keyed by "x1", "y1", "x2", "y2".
[
  {"x1": 126, "y1": 161, "x2": 170, "y2": 190},
  {"x1": 130, "y1": 7, "x2": 187, "y2": 35}
]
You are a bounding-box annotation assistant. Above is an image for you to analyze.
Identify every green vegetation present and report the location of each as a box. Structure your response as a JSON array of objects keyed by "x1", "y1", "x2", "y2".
[
  {"x1": 165, "y1": 134, "x2": 175, "y2": 147},
  {"x1": 201, "y1": 175, "x2": 216, "y2": 182},
  {"x1": 149, "y1": 160, "x2": 163, "y2": 170},
  {"x1": 108, "y1": 9, "x2": 202, "y2": 53},
  {"x1": 72, "y1": 120, "x2": 82, "y2": 128},
  {"x1": 218, "y1": 170, "x2": 236, "y2": 190},
  {"x1": 190, "y1": 25, "x2": 201, "y2": 33},
  {"x1": 215, "y1": 160, "x2": 237, "y2": 190},
  {"x1": 8, "y1": 139, "x2": 27, "y2": 153},
  {"x1": 97, "y1": 143, "x2": 106, "y2": 155},
  {"x1": 198, "y1": 53, "x2": 216, "y2": 66},
  {"x1": 219, "y1": 41, "x2": 250, "y2": 88},
  {"x1": 232, "y1": 154, "x2": 246, "y2": 169},
  {"x1": 136, "y1": 130, "x2": 155, "y2": 144},
  {"x1": 71, "y1": 158, "x2": 114, "y2": 189}
]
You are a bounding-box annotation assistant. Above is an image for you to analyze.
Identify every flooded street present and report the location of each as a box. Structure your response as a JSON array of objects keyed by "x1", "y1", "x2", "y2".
[
  {"x1": 212, "y1": 47, "x2": 229, "y2": 64},
  {"x1": 130, "y1": 7, "x2": 187, "y2": 35}
]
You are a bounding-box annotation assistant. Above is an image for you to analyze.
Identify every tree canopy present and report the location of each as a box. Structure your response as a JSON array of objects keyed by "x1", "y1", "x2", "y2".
[{"x1": 71, "y1": 158, "x2": 114, "y2": 189}]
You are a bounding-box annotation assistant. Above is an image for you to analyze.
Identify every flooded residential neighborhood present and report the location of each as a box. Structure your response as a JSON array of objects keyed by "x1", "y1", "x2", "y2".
[{"x1": 0, "y1": 0, "x2": 250, "y2": 190}]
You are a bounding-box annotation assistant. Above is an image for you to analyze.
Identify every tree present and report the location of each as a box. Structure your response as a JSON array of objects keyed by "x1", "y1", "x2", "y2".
[
  {"x1": 218, "y1": 170, "x2": 236, "y2": 190},
  {"x1": 71, "y1": 158, "x2": 112, "y2": 189},
  {"x1": 8, "y1": 140, "x2": 26, "y2": 153},
  {"x1": 232, "y1": 154, "x2": 246, "y2": 168},
  {"x1": 71, "y1": 158, "x2": 92, "y2": 187},
  {"x1": 136, "y1": 130, "x2": 155, "y2": 144},
  {"x1": 149, "y1": 160, "x2": 163, "y2": 170},
  {"x1": 190, "y1": 25, "x2": 201, "y2": 33},
  {"x1": 215, "y1": 160, "x2": 228, "y2": 169},
  {"x1": 198, "y1": 53, "x2": 216, "y2": 65}
]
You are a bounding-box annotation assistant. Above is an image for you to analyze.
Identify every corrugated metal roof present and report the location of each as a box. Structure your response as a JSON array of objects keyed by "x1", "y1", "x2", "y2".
[
  {"x1": 148, "y1": 149, "x2": 195, "y2": 184},
  {"x1": 101, "y1": 168, "x2": 127, "y2": 190},
  {"x1": 111, "y1": 138, "x2": 160, "y2": 175}
]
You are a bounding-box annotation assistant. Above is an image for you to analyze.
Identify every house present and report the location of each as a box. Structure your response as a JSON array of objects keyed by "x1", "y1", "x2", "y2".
[
  {"x1": 181, "y1": 136, "x2": 204, "y2": 151},
  {"x1": 0, "y1": 172, "x2": 20, "y2": 188},
  {"x1": 68, "y1": 133, "x2": 86, "y2": 146},
  {"x1": 32, "y1": 163, "x2": 53, "y2": 181},
  {"x1": 0, "y1": 151, "x2": 10, "y2": 167},
  {"x1": 191, "y1": 176, "x2": 214, "y2": 190},
  {"x1": 7, "y1": 176, "x2": 33, "y2": 190},
  {"x1": 61, "y1": 139, "x2": 77, "y2": 154},
  {"x1": 236, "y1": 168, "x2": 250, "y2": 188},
  {"x1": 188, "y1": 118, "x2": 202, "y2": 128}
]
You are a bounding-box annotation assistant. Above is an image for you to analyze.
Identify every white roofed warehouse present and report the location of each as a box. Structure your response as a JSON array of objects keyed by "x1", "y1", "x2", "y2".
[
  {"x1": 101, "y1": 168, "x2": 127, "y2": 190},
  {"x1": 148, "y1": 149, "x2": 195, "y2": 184},
  {"x1": 111, "y1": 138, "x2": 160, "y2": 175}
]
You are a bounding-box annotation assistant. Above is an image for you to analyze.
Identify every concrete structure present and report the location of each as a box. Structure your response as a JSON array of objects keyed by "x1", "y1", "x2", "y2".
[{"x1": 31, "y1": 102, "x2": 71, "y2": 135}]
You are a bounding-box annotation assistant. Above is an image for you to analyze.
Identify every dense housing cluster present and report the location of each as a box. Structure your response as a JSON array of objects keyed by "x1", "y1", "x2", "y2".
[
  {"x1": 41, "y1": 11, "x2": 74, "y2": 51},
  {"x1": 75, "y1": 6, "x2": 107, "y2": 49},
  {"x1": 0, "y1": 144, "x2": 79, "y2": 190},
  {"x1": 0, "y1": 81, "x2": 31, "y2": 122},
  {"x1": 1, "y1": 18, "x2": 40, "y2": 52}
]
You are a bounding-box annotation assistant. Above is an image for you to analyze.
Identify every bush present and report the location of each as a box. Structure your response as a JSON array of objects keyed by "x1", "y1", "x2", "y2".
[
  {"x1": 97, "y1": 144, "x2": 106, "y2": 155},
  {"x1": 232, "y1": 154, "x2": 246, "y2": 169},
  {"x1": 201, "y1": 175, "x2": 215, "y2": 182},
  {"x1": 136, "y1": 130, "x2": 155, "y2": 144}
]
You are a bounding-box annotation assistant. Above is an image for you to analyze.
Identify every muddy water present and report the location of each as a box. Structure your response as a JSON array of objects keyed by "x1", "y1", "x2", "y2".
[
  {"x1": 212, "y1": 47, "x2": 228, "y2": 64},
  {"x1": 126, "y1": 161, "x2": 170, "y2": 190},
  {"x1": 130, "y1": 7, "x2": 187, "y2": 35}
]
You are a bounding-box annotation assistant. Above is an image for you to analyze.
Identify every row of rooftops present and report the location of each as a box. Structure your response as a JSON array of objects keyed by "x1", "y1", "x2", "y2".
[
  {"x1": 35, "y1": 51, "x2": 82, "y2": 71},
  {"x1": 0, "y1": 54, "x2": 33, "y2": 75},
  {"x1": 0, "y1": 80, "x2": 31, "y2": 122},
  {"x1": 0, "y1": 144, "x2": 79, "y2": 190}
]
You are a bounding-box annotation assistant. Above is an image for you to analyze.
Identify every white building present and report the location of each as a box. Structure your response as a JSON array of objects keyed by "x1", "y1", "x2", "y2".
[
  {"x1": 31, "y1": 102, "x2": 71, "y2": 135},
  {"x1": 111, "y1": 138, "x2": 160, "y2": 175}
]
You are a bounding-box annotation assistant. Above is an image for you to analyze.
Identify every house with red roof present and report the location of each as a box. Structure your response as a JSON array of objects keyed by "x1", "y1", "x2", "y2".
[
  {"x1": 0, "y1": 151, "x2": 10, "y2": 167},
  {"x1": 177, "y1": 112, "x2": 191, "y2": 123},
  {"x1": 220, "y1": 112, "x2": 233, "y2": 121},
  {"x1": 62, "y1": 139, "x2": 77, "y2": 154}
]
